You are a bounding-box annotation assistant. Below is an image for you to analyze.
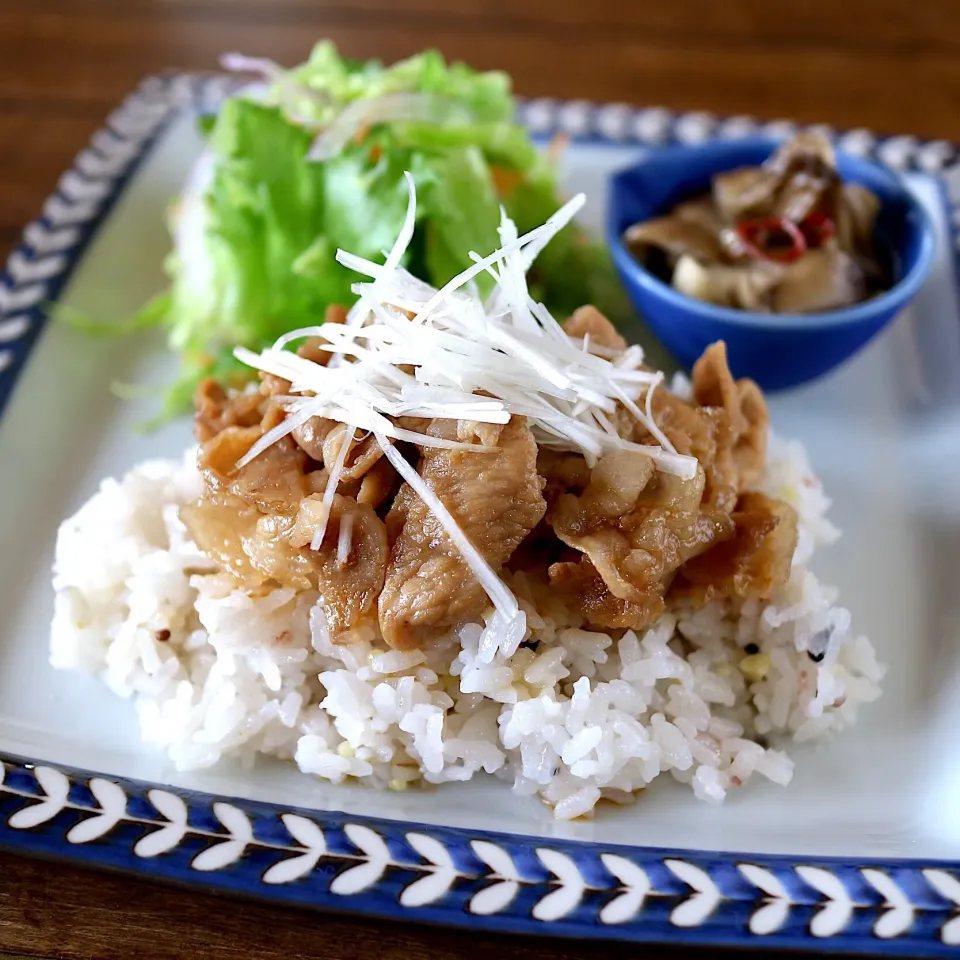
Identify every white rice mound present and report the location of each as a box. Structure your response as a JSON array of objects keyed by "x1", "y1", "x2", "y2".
[{"x1": 50, "y1": 435, "x2": 884, "y2": 820}]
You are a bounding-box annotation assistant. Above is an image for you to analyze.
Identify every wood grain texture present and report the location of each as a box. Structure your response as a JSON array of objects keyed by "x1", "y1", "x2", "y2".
[
  {"x1": 2, "y1": 4, "x2": 959, "y2": 133},
  {"x1": 0, "y1": 852, "x2": 862, "y2": 960},
  {"x1": 0, "y1": 2, "x2": 954, "y2": 956},
  {"x1": 2, "y1": 0, "x2": 960, "y2": 258}
]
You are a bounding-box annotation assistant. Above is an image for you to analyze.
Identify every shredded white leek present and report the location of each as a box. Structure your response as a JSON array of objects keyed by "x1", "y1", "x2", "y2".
[
  {"x1": 234, "y1": 180, "x2": 699, "y2": 651},
  {"x1": 375, "y1": 433, "x2": 525, "y2": 642},
  {"x1": 311, "y1": 426, "x2": 356, "y2": 551}
]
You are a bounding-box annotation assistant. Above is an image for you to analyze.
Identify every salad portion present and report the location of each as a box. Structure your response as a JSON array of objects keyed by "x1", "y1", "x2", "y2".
[{"x1": 122, "y1": 42, "x2": 627, "y2": 417}]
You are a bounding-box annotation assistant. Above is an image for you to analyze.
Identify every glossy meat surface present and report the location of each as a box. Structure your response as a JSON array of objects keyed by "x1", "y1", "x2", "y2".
[{"x1": 186, "y1": 320, "x2": 795, "y2": 648}]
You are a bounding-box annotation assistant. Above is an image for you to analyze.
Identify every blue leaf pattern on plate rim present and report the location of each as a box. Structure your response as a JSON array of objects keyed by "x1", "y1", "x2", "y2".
[
  {"x1": 2, "y1": 753, "x2": 960, "y2": 953},
  {"x1": 1, "y1": 73, "x2": 960, "y2": 954}
]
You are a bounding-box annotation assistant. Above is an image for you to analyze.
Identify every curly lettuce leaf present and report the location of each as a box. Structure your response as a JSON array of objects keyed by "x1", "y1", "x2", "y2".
[
  {"x1": 162, "y1": 99, "x2": 328, "y2": 356},
  {"x1": 102, "y1": 42, "x2": 634, "y2": 419},
  {"x1": 276, "y1": 43, "x2": 513, "y2": 126},
  {"x1": 417, "y1": 145, "x2": 502, "y2": 298}
]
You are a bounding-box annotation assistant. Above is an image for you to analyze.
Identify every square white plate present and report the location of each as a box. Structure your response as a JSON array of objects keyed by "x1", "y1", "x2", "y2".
[{"x1": 1, "y1": 75, "x2": 959, "y2": 955}]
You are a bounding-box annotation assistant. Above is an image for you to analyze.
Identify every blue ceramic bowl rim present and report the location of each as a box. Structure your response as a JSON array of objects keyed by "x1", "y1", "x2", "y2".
[{"x1": 606, "y1": 137, "x2": 938, "y2": 331}]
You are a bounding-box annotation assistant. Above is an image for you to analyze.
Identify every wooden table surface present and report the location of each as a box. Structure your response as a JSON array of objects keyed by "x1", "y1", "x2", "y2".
[{"x1": 1, "y1": 1, "x2": 956, "y2": 957}]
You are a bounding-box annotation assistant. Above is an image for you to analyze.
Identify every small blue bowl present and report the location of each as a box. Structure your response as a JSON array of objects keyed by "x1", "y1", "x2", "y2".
[{"x1": 606, "y1": 138, "x2": 936, "y2": 390}]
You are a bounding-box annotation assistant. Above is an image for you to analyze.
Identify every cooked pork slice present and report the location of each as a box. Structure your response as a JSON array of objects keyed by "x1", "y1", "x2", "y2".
[
  {"x1": 378, "y1": 417, "x2": 546, "y2": 649},
  {"x1": 293, "y1": 304, "x2": 347, "y2": 367},
  {"x1": 548, "y1": 558, "x2": 665, "y2": 631},
  {"x1": 321, "y1": 424, "x2": 386, "y2": 481},
  {"x1": 562, "y1": 305, "x2": 627, "y2": 352},
  {"x1": 260, "y1": 321, "x2": 342, "y2": 398},
  {"x1": 645, "y1": 387, "x2": 738, "y2": 513},
  {"x1": 197, "y1": 425, "x2": 261, "y2": 492},
  {"x1": 692, "y1": 342, "x2": 746, "y2": 434},
  {"x1": 671, "y1": 492, "x2": 798, "y2": 606},
  {"x1": 194, "y1": 380, "x2": 264, "y2": 443},
  {"x1": 537, "y1": 449, "x2": 592, "y2": 508},
  {"x1": 550, "y1": 457, "x2": 734, "y2": 604},
  {"x1": 180, "y1": 492, "x2": 265, "y2": 587},
  {"x1": 290, "y1": 416, "x2": 337, "y2": 462},
  {"x1": 239, "y1": 511, "x2": 316, "y2": 591},
  {"x1": 356, "y1": 457, "x2": 401, "y2": 510},
  {"x1": 733, "y1": 380, "x2": 769, "y2": 490},
  {"x1": 199, "y1": 427, "x2": 314, "y2": 514},
  {"x1": 185, "y1": 484, "x2": 387, "y2": 606},
  {"x1": 288, "y1": 494, "x2": 387, "y2": 632},
  {"x1": 692, "y1": 341, "x2": 769, "y2": 491},
  {"x1": 189, "y1": 423, "x2": 330, "y2": 590}
]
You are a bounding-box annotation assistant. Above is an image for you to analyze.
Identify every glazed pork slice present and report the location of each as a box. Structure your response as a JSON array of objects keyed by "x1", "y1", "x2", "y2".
[
  {"x1": 289, "y1": 494, "x2": 388, "y2": 633},
  {"x1": 549, "y1": 454, "x2": 734, "y2": 608},
  {"x1": 691, "y1": 341, "x2": 769, "y2": 491},
  {"x1": 194, "y1": 379, "x2": 264, "y2": 443},
  {"x1": 548, "y1": 557, "x2": 666, "y2": 631},
  {"x1": 670, "y1": 491, "x2": 799, "y2": 606},
  {"x1": 378, "y1": 417, "x2": 546, "y2": 649},
  {"x1": 562, "y1": 305, "x2": 627, "y2": 352}
]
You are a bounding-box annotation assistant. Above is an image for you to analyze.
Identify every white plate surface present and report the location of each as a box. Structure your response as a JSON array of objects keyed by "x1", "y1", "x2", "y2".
[{"x1": 1, "y1": 109, "x2": 959, "y2": 860}]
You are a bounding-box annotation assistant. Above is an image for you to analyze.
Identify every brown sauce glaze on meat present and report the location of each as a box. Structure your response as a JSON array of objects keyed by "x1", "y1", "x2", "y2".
[
  {"x1": 186, "y1": 308, "x2": 795, "y2": 648},
  {"x1": 378, "y1": 417, "x2": 546, "y2": 650}
]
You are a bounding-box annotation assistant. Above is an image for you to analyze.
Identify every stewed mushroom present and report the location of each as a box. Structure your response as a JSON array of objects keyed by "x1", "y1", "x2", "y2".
[{"x1": 623, "y1": 133, "x2": 888, "y2": 314}]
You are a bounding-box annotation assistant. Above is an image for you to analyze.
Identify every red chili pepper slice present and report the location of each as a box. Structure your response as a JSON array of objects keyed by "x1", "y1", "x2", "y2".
[
  {"x1": 798, "y1": 211, "x2": 836, "y2": 248},
  {"x1": 735, "y1": 216, "x2": 807, "y2": 263}
]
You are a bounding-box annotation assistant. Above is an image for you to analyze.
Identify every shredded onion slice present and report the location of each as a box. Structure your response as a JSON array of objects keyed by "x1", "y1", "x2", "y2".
[
  {"x1": 220, "y1": 52, "x2": 285, "y2": 80},
  {"x1": 308, "y1": 93, "x2": 474, "y2": 162}
]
